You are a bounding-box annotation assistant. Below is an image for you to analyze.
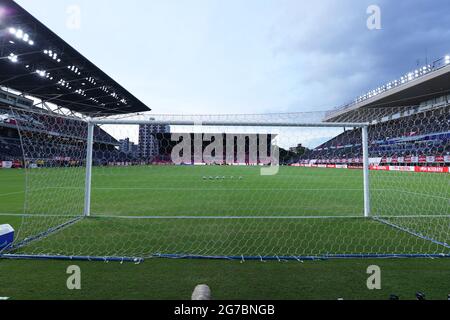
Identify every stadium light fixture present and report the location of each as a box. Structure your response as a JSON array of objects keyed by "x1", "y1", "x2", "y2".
[
  {"x1": 8, "y1": 53, "x2": 18, "y2": 63},
  {"x1": 58, "y1": 79, "x2": 72, "y2": 89},
  {"x1": 68, "y1": 65, "x2": 82, "y2": 75},
  {"x1": 445, "y1": 55, "x2": 450, "y2": 64},
  {"x1": 44, "y1": 50, "x2": 62, "y2": 62},
  {"x1": 36, "y1": 69, "x2": 47, "y2": 77},
  {"x1": 15, "y1": 29, "x2": 23, "y2": 39},
  {"x1": 348, "y1": 57, "x2": 447, "y2": 109},
  {"x1": 8, "y1": 27, "x2": 36, "y2": 46},
  {"x1": 75, "y1": 89, "x2": 87, "y2": 97},
  {"x1": 86, "y1": 77, "x2": 97, "y2": 85}
]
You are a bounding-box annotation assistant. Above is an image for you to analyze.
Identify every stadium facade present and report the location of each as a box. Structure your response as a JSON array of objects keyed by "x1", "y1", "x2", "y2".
[{"x1": 139, "y1": 121, "x2": 171, "y2": 160}]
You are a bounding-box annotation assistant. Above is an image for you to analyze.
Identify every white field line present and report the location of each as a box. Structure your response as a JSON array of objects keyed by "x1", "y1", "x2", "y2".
[
  {"x1": 0, "y1": 213, "x2": 80, "y2": 218},
  {"x1": 26, "y1": 187, "x2": 450, "y2": 203},
  {"x1": 377, "y1": 189, "x2": 449, "y2": 201},
  {"x1": 94, "y1": 215, "x2": 363, "y2": 220},
  {"x1": 0, "y1": 191, "x2": 24, "y2": 198},
  {"x1": 83, "y1": 214, "x2": 450, "y2": 220},
  {"x1": 35, "y1": 186, "x2": 363, "y2": 192},
  {"x1": 0, "y1": 213, "x2": 447, "y2": 219}
]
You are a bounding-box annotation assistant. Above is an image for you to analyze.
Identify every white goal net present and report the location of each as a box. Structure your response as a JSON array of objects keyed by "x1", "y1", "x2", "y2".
[{"x1": 1, "y1": 107, "x2": 449, "y2": 261}]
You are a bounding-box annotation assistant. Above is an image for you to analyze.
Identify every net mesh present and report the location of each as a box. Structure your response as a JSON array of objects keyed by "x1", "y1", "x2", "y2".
[{"x1": 2, "y1": 106, "x2": 449, "y2": 260}]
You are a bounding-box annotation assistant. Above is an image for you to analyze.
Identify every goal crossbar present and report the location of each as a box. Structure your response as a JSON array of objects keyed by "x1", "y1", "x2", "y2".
[{"x1": 89, "y1": 119, "x2": 370, "y2": 128}]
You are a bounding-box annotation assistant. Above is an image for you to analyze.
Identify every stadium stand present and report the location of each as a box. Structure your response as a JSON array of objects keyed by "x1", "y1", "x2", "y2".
[
  {"x1": 301, "y1": 105, "x2": 449, "y2": 165},
  {"x1": 0, "y1": 105, "x2": 141, "y2": 168},
  {"x1": 0, "y1": 0, "x2": 150, "y2": 168}
]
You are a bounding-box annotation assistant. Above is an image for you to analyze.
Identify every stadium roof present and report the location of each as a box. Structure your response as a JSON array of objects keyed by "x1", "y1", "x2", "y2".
[
  {"x1": 325, "y1": 55, "x2": 450, "y2": 121},
  {"x1": 0, "y1": 0, "x2": 150, "y2": 116}
]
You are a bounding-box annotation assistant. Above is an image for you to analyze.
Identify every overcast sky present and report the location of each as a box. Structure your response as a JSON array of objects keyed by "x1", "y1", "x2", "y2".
[{"x1": 15, "y1": 0, "x2": 450, "y2": 116}]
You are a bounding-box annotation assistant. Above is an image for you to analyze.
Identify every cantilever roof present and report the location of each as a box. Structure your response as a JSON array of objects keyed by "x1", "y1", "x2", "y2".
[
  {"x1": 325, "y1": 56, "x2": 450, "y2": 121},
  {"x1": 0, "y1": 0, "x2": 150, "y2": 116}
]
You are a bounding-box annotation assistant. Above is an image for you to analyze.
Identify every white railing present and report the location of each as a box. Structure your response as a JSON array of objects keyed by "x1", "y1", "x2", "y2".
[{"x1": 327, "y1": 55, "x2": 450, "y2": 118}]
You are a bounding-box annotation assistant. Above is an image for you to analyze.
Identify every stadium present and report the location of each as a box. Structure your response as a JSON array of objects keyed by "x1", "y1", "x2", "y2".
[{"x1": 0, "y1": 0, "x2": 449, "y2": 301}]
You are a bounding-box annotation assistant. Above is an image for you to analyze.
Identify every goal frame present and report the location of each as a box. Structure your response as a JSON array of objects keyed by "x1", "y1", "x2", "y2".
[
  {"x1": 2, "y1": 117, "x2": 449, "y2": 262},
  {"x1": 83, "y1": 119, "x2": 372, "y2": 219}
]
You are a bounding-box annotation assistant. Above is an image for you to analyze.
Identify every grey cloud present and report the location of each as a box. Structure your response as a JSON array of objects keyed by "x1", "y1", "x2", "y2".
[{"x1": 269, "y1": 0, "x2": 450, "y2": 111}]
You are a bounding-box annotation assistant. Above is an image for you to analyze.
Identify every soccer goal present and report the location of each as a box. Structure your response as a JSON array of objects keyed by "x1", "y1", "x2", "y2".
[{"x1": 1, "y1": 108, "x2": 449, "y2": 262}]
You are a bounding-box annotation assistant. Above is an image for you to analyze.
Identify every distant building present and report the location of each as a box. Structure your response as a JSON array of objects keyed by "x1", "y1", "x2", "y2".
[
  {"x1": 139, "y1": 120, "x2": 170, "y2": 159},
  {"x1": 119, "y1": 138, "x2": 132, "y2": 153},
  {"x1": 119, "y1": 138, "x2": 139, "y2": 158}
]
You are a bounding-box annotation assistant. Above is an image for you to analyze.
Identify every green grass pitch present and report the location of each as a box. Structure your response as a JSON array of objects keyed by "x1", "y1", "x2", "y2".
[{"x1": 0, "y1": 166, "x2": 449, "y2": 300}]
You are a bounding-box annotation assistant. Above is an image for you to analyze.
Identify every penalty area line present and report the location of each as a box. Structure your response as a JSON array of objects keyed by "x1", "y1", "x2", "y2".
[
  {"x1": 93, "y1": 215, "x2": 371, "y2": 220},
  {"x1": 38, "y1": 186, "x2": 364, "y2": 192},
  {"x1": 0, "y1": 191, "x2": 24, "y2": 198},
  {"x1": 90, "y1": 214, "x2": 450, "y2": 220}
]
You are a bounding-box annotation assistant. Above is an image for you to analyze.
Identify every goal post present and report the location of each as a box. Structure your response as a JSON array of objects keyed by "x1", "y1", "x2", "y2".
[
  {"x1": 84, "y1": 122, "x2": 95, "y2": 218},
  {"x1": 362, "y1": 125, "x2": 371, "y2": 218}
]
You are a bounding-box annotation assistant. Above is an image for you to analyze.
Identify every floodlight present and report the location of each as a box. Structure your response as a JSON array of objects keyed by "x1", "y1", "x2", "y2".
[
  {"x1": 15, "y1": 29, "x2": 23, "y2": 39},
  {"x1": 8, "y1": 53, "x2": 18, "y2": 63},
  {"x1": 9, "y1": 27, "x2": 16, "y2": 34},
  {"x1": 36, "y1": 70, "x2": 46, "y2": 77},
  {"x1": 28, "y1": 40, "x2": 34, "y2": 45}
]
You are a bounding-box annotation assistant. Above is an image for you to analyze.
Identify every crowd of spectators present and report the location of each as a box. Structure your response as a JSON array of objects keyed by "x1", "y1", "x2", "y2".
[{"x1": 300, "y1": 106, "x2": 449, "y2": 164}]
